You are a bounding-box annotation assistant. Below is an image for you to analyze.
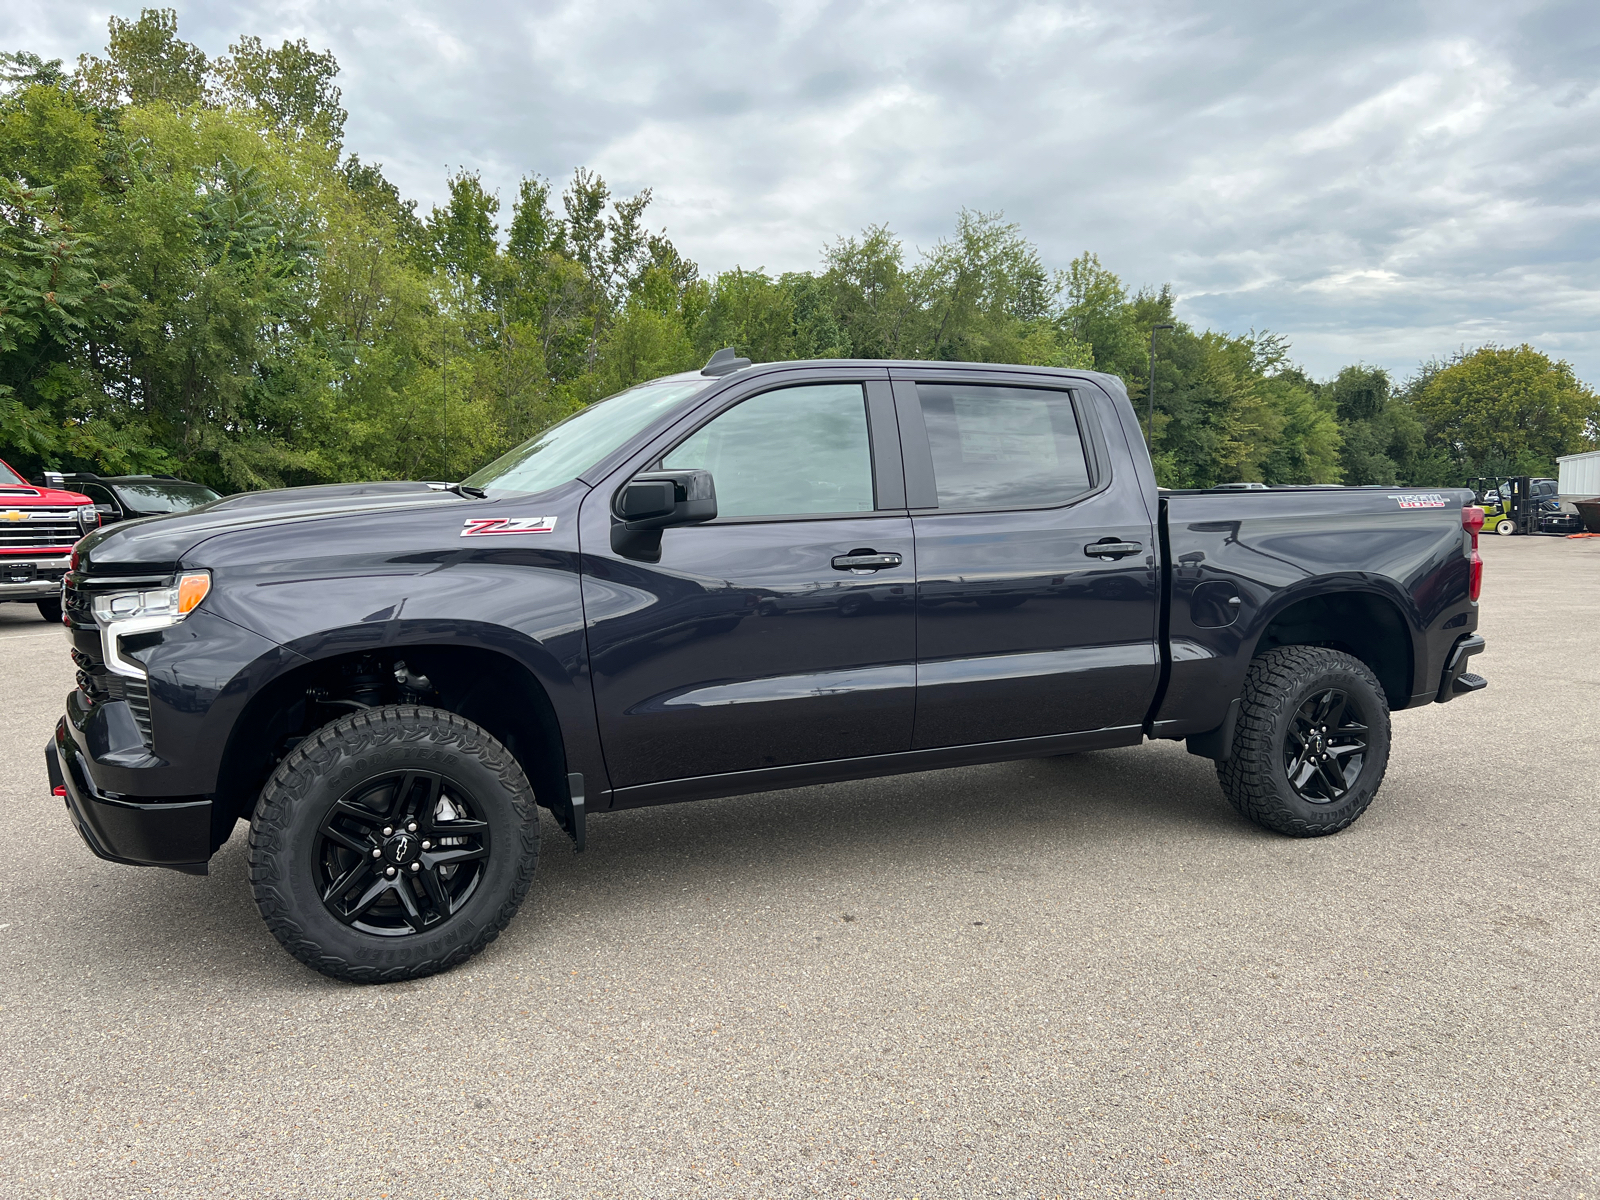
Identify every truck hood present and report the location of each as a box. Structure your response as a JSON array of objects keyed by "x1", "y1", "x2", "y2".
[
  {"x1": 0, "y1": 483, "x2": 93, "y2": 507},
  {"x1": 76, "y1": 481, "x2": 462, "y2": 576}
]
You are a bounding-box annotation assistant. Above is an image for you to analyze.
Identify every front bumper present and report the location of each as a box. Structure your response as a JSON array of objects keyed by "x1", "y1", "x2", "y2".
[
  {"x1": 47, "y1": 720, "x2": 210, "y2": 874},
  {"x1": 0, "y1": 555, "x2": 71, "y2": 600}
]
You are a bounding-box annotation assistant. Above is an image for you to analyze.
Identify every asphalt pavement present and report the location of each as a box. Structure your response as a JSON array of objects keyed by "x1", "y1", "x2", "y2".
[{"x1": 0, "y1": 534, "x2": 1596, "y2": 1198}]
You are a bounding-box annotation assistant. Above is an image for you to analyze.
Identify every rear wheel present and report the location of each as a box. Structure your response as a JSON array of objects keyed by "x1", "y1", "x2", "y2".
[
  {"x1": 249, "y1": 706, "x2": 540, "y2": 983},
  {"x1": 36, "y1": 598, "x2": 61, "y2": 623},
  {"x1": 1216, "y1": 646, "x2": 1391, "y2": 837}
]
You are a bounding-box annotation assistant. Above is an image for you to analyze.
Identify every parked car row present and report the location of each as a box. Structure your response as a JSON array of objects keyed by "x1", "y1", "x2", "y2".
[{"x1": 1, "y1": 462, "x2": 220, "y2": 622}]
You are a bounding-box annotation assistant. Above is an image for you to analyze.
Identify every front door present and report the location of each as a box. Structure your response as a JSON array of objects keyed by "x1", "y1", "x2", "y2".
[
  {"x1": 581, "y1": 372, "x2": 917, "y2": 789},
  {"x1": 892, "y1": 371, "x2": 1160, "y2": 749}
]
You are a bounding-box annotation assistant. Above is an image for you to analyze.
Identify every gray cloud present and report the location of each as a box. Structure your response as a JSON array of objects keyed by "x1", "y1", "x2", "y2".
[{"x1": 9, "y1": 0, "x2": 1599, "y2": 382}]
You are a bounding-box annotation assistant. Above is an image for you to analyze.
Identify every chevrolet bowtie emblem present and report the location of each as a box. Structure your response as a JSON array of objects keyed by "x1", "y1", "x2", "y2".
[{"x1": 2, "y1": 511, "x2": 26, "y2": 522}]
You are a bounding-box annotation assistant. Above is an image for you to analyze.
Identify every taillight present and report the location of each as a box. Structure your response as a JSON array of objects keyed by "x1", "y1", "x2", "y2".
[{"x1": 1463, "y1": 506, "x2": 1484, "y2": 601}]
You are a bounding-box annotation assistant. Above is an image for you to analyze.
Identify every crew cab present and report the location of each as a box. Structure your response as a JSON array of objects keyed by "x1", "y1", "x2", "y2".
[
  {"x1": 46, "y1": 355, "x2": 1489, "y2": 982},
  {"x1": 49, "y1": 472, "x2": 223, "y2": 526},
  {"x1": 0, "y1": 457, "x2": 99, "y2": 621}
]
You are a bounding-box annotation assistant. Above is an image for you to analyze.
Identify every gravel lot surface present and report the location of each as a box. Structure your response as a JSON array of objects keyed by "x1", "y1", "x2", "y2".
[{"x1": 0, "y1": 535, "x2": 1596, "y2": 1199}]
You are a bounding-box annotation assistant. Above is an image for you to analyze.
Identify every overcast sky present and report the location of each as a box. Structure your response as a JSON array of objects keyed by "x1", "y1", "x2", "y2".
[{"x1": 9, "y1": 0, "x2": 1600, "y2": 383}]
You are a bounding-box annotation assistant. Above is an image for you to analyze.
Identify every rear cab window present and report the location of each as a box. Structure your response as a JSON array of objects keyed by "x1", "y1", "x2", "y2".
[{"x1": 915, "y1": 383, "x2": 1093, "y2": 510}]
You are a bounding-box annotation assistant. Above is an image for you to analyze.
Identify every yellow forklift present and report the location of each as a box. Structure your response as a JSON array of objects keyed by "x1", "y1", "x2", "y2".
[{"x1": 1469, "y1": 476, "x2": 1543, "y2": 535}]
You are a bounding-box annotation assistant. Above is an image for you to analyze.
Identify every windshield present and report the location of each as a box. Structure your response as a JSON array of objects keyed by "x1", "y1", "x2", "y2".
[
  {"x1": 464, "y1": 377, "x2": 710, "y2": 497},
  {"x1": 0, "y1": 460, "x2": 25, "y2": 486},
  {"x1": 112, "y1": 481, "x2": 222, "y2": 513}
]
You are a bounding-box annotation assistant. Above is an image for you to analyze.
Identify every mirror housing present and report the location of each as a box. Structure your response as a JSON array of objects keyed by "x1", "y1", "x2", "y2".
[
  {"x1": 615, "y1": 470, "x2": 716, "y2": 530},
  {"x1": 610, "y1": 470, "x2": 717, "y2": 561}
]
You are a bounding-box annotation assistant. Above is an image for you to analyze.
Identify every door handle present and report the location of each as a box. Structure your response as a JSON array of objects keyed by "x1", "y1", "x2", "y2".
[
  {"x1": 831, "y1": 550, "x2": 903, "y2": 572},
  {"x1": 1084, "y1": 540, "x2": 1143, "y2": 559}
]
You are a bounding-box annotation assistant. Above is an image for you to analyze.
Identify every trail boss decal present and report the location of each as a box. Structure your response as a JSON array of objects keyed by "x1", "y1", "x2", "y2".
[
  {"x1": 461, "y1": 516, "x2": 558, "y2": 537},
  {"x1": 1387, "y1": 493, "x2": 1449, "y2": 509}
]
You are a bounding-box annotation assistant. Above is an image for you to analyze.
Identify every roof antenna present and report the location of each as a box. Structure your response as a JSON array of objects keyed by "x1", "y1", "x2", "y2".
[{"x1": 701, "y1": 347, "x2": 751, "y2": 377}]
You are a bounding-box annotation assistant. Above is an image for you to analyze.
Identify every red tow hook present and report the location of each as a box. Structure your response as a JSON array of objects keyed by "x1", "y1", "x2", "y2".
[{"x1": 52, "y1": 785, "x2": 66, "y2": 797}]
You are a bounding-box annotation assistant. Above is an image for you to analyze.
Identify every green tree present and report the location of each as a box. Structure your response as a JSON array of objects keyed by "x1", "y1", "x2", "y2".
[
  {"x1": 75, "y1": 8, "x2": 208, "y2": 110},
  {"x1": 1, "y1": 51, "x2": 67, "y2": 93},
  {"x1": 213, "y1": 35, "x2": 346, "y2": 147},
  {"x1": 1323, "y1": 364, "x2": 1426, "y2": 485},
  {"x1": 1410, "y1": 344, "x2": 1599, "y2": 479},
  {"x1": 821, "y1": 225, "x2": 915, "y2": 358},
  {"x1": 0, "y1": 179, "x2": 134, "y2": 473},
  {"x1": 692, "y1": 268, "x2": 795, "y2": 362}
]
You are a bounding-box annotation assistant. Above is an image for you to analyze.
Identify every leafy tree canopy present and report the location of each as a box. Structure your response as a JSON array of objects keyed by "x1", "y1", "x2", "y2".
[{"x1": 2, "y1": 8, "x2": 1594, "y2": 492}]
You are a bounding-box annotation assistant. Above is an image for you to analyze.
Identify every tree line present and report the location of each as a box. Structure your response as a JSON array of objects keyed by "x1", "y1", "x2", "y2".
[{"x1": 2, "y1": 10, "x2": 1596, "y2": 494}]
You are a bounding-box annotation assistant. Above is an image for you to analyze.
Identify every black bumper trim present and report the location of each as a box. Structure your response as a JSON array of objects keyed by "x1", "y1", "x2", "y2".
[
  {"x1": 1436, "y1": 634, "x2": 1487, "y2": 703},
  {"x1": 48, "y1": 727, "x2": 210, "y2": 874}
]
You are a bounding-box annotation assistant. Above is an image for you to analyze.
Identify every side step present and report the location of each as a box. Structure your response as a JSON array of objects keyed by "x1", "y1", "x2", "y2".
[{"x1": 1436, "y1": 633, "x2": 1487, "y2": 703}]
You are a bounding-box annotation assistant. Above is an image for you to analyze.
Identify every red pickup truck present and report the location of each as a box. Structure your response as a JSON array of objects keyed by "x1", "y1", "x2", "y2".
[{"x1": 0, "y1": 457, "x2": 99, "y2": 621}]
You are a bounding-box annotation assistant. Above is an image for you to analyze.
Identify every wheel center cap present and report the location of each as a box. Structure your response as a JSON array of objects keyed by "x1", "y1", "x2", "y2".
[{"x1": 385, "y1": 833, "x2": 418, "y2": 864}]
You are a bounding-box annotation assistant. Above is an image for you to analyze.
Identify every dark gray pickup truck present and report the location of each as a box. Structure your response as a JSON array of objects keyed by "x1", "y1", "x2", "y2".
[{"x1": 48, "y1": 354, "x2": 1488, "y2": 982}]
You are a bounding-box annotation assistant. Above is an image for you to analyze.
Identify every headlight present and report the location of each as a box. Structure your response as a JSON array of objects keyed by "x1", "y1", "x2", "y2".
[
  {"x1": 92, "y1": 571, "x2": 211, "y2": 625},
  {"x1": 91, "y1": 571, "x2": 211, "y2": 678},
  {"x1": 77, "y1": 505, "x2": 99, "y2": 532}
]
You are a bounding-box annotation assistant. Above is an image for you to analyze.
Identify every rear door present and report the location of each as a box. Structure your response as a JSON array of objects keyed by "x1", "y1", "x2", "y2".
[
  {"x1": 581, "y1": 368, "x2": 917, "y2": 789},
  {"x1": 891, "y1": 369, "x2": 1159, "y2": 749}
]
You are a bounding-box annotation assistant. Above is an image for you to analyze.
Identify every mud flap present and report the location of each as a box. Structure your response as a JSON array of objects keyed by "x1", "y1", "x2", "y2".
[
  {"x1": 1186, "y1": 697, "x2": 1241, "y2": 762},
  {"x1": 554, "y1": 771, "x2": 586, "y2": 852}
]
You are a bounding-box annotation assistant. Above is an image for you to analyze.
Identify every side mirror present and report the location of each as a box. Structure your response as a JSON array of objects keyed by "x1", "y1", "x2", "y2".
[
  {"x1": 611, "y1": 470, "x2": 717, "y2": 561},
  {"x1": 614, "y1": 470, "x2": 716, "y2": 530}
]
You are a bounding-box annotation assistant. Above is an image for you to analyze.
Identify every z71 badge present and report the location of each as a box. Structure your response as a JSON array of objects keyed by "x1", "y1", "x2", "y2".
[
  {"x1": 461, "y1": 516, "x2": 558, "y2": 537},
  {"x1": 1387, "y1": 493, "x2": 1449, "y2": 509}
]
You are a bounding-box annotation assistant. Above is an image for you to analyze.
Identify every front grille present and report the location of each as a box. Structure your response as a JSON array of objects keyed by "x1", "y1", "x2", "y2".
[
  {"x1": 0, "y1": 507, "x2": 81, "y2": 548},
  {"x1": 67, "y1": 616, "x2": 153, "y2": 746}
]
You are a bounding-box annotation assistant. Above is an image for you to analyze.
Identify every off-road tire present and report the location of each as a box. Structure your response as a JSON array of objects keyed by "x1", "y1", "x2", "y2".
[
  {"x1": 249, "y1": 706, "x2": 539, "y2": 983},
  {"x1": 1216, "y1": 646, "x2": 1391, "y2": 837},
  {"x1": 37, "y1": 597, "x2": 61, "y2": 623}
]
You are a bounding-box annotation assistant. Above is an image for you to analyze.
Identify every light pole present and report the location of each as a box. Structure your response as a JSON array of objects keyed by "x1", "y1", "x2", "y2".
[{"x1": 1147, "y1": 323, "x2": 1173, "y2": 450}]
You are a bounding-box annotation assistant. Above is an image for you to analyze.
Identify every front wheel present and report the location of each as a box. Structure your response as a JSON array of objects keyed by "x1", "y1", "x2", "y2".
[
  {"x1": 249, "y1": 706, "x2": 540, "y2": 983},
  {"x1": 1495, "y1": 518, "x2": 1516, "y2": 535},
  {"x1": 1216, "y1": 646, "x2": 1391, "y2": 837},
  {"x1": 37, "y1": 597, "x2": 61, "y2": 623}
]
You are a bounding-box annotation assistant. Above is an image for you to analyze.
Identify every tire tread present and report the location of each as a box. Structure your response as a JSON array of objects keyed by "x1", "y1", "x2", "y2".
[
  {"x1": 247, "y1": 705, "x2": 538, "y2": 984},
  {"x1": 1216, "y1": 645, "x2": 1390, "y2": 838}
]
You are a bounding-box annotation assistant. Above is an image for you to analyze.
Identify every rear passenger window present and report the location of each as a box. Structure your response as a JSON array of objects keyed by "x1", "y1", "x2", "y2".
[
  {"x1": 662, "y1": 383, "x2": 875, "y2": 518},
  {"x1": 917, "y1": 384, "x2": 1092, "y2": 510}
]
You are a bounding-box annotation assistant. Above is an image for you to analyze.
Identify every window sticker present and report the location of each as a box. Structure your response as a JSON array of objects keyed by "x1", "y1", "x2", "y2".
[{"x1": 952, "y1": 396, "x2": 1060, "y2": 469}]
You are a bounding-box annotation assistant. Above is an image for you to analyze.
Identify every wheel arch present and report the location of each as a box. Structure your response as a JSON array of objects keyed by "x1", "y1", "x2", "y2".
[
  {"x1": 213, "y1": 639, "x2": 573, "y2": 836},
  {"x1": 1248, "y1": 584, "x2": 1415, "y2": 709}
]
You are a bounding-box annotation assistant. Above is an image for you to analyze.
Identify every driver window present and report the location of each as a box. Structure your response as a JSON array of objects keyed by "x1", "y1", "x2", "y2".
[
  {"x1": 81, "y1": 484, "x2": 119, "y2": 514},
  {"x1": 661, "y1": 383, "x2": 874, "y2": 518}
]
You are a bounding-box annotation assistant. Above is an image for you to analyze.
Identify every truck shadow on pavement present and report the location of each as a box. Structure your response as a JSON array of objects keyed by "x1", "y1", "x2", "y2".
[{"x1": 74, "y1": 742, "x2": 1247, "y2": 985}]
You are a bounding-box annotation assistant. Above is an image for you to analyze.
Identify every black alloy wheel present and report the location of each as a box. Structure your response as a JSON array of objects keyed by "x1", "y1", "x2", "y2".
[
  {"x1": 1216, "y1": 645, "x2": 1391, "y2": 837},
  {"x1": 315, "y1": 770, "x2": 490, "y2": 936},
  {"x1": 1282, "y1": 688, "x2": 1368, "y2": 804},
  {"x1": 250, "y1": 706, "x2": 540, "y2": 983}
]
